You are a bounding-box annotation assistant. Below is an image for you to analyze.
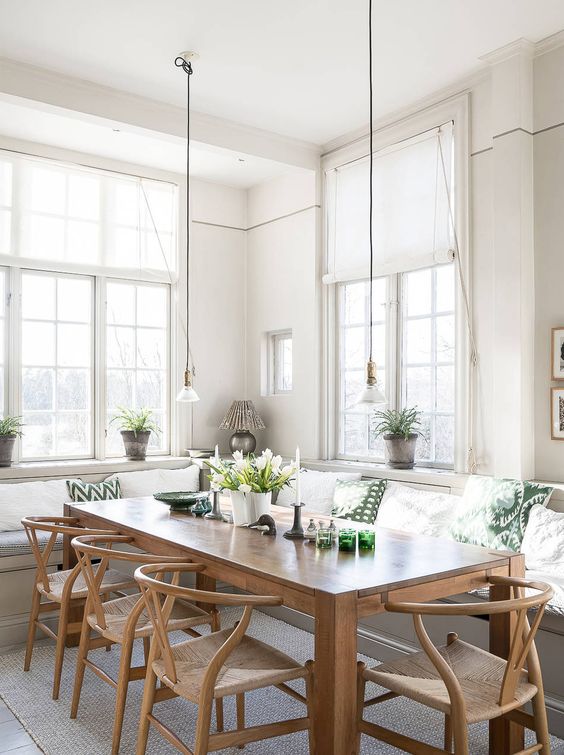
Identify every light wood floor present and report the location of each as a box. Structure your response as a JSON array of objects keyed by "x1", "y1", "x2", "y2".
[{"x1": 0, "y1": 702, "x2": 42, "y2": 754}]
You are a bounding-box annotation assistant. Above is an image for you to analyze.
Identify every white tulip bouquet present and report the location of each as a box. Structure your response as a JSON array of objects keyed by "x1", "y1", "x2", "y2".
[{"x1": 207, "y1": 449, "x2": 296, "y2": 494}]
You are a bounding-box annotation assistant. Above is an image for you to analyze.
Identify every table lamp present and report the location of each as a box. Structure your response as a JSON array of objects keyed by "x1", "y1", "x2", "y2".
[{"x1": 219, "y1": 400, "x2": 266, "y2": 454}]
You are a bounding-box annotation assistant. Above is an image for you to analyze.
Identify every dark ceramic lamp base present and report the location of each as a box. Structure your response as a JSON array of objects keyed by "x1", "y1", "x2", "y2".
[{"x1": 229, "y1": 430, "x2": 256, "y2": 454}]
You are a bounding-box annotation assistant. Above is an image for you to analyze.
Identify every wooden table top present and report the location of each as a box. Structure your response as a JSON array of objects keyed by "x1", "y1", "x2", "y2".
[{"x1": 69, "y1": 496, "x2": 513, "y2": 598}]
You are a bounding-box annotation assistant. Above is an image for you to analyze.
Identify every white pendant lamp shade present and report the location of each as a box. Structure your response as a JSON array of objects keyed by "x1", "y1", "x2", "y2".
[
  {"x1": 355, "y1": 359, "x2": 386, "y2": 412},
  {"x1": 354, "y1": 0, "x2": 387, "y2": 411},
  {"x1": 177, "y1": 369, "x2": 199, "y2": 402}
]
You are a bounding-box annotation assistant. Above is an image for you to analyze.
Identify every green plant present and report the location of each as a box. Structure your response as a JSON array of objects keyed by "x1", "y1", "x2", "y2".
[
  {"x1": 372, "y1": 407, "x2": 422, "y2": 440},
  {"x1": 206, "y1": 449, "x2": 296, "y2": 493},
  {"x1": 0, "y1": 415, "x2": 23, "y2": 437},
  {"x1": 111, "y1": 407, "x2": 161, "y2": 436}
]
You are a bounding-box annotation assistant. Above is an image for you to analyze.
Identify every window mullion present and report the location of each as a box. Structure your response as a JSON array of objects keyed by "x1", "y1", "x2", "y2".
[
  {"x1": 390, "y1": 273, "x2": 401, "y2": 412},
  {"x1": 8, "y1": 267, "x2": 22, "y2": 463},
  {"x1": 95, "y1": 275, "x2": 106, "y2": 460}
]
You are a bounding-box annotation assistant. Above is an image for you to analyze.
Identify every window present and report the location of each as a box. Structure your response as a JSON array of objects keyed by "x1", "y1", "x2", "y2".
[
  {"x1": 337, "y1": 264, "x2": 456, "y2": 467},
  {"x1": 106, "y1": 281, "x2": 169, "y2": 455},
  {"x1": 0, "y1": 149, "x2": 177, "y2": 463},
  {"x1": 21, "y1": 271, "x2": 93, "y2": 459},
  {"x1": 269, "y1": 331, "x2": 293, "y2": 394}
]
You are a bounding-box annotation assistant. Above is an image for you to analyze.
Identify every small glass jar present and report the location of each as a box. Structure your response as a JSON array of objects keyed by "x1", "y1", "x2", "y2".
[
  {"x1": 316, "y1": 527, "x2": 333, "y2": 549},
  {"x1": 338, "y1": 528, "x2": 357, "y2": 552},
  {"x1": 358, "y1": 529, "x2": 376, "y2": 551},
  {"x1": 305, "y1": 519, "x2": 317, "y2": 542}
]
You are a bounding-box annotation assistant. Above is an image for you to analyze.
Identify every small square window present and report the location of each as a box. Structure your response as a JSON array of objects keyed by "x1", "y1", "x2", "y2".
[{"x1": 269, "y1": 330, "x2": 292, "y2": 394}]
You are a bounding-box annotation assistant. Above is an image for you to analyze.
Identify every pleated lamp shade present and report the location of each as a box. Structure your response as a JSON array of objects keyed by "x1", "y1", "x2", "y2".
[{"x1": 219, "y1": 400, "x2": 266, "y2": 431}]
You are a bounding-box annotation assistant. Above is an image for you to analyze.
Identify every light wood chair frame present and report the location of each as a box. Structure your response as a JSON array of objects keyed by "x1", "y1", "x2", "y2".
[
  {"x1": 70, "y1": 534, "x2": 220, "y2": 755},
  {"x1": 134, "y1": 562, "x2": 315, "y2": 755},
  {"x1": 357, "y1": 575, "x2": 554, "y2": 755},
  {"x1": 21, "y1": 515, "x2": 121, "y2": 700}
]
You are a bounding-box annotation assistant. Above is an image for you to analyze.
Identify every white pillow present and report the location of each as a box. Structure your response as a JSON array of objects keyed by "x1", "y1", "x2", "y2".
[
  {"x1": 376, "y1": 482, "x2": 459, "y2": 539},
  {"x1": 0, "y1": 479, "x2": 72, "y2": 532},
  {"x1": 110, "y1": 466, "x2": 200, "y2": 498},
  {"x1": 275, "y1": 470, "x2": 362, "y2": 514},
  {"x1": 521, "y1": 504, "x2": 564, "y2": 576}
]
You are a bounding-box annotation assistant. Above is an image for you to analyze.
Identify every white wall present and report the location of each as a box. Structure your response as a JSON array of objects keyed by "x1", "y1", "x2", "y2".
[
  {"x1": 245, "y1": 172, "x2": 320, "y2": 459},
  {"x1": 188, "y1": 179, "x2": 247, "y2": 452}
]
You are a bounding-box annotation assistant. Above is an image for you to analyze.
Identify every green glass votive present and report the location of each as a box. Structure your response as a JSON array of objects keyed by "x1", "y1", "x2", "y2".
[
  {"x1": 338, "y1": 528, "x2": 357, "y2": 552},
  {"x1": 316, "y1": 528, "x2": 333, "y2": 549},
  {"x1": 358, "y1": 529, "x2": 376, "y2": 550}
]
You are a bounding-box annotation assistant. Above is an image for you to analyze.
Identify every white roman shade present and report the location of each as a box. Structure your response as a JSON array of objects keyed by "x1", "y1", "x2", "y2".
[
  {"x1": 324, "y1": 123, "x2": 454, "y2": 283},
  {"x1": 0, "y1": 150, "x2": 177, "y2": 282}
]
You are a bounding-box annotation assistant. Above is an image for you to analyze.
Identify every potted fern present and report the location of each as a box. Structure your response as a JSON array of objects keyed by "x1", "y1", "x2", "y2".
[
  {"x1": 112, "y1": 407, "x2": 160, "y2": 461},
  {"x1": 373, "y1": 407, "x2": 422, "y2": 469},
  {"x1": 0, "y1": 415, "x2": 23, "y2": 467}
]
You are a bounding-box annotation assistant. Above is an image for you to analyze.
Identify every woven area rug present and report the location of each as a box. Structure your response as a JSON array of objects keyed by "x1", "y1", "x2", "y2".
[{"x1": 0, "y1": 608, "x2": 562, "y2": 754}]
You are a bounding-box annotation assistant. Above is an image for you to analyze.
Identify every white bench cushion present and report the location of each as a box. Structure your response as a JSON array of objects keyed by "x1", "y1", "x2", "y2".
[
  {"x1": 275, "y1": 470, "x2": 362, "y2": 514},
  {"x1": 376, "y1": 481, "x2": 458, "y2": 539},
  {"x1": 521, "y1": 504, "x2": 564, "y2": 576},
  {"x1": 0, "y1": 479, "x2": 71, "y2": 532},
  {"x1": 108, "y1": 465, "x2": 200, "y2": 498}
]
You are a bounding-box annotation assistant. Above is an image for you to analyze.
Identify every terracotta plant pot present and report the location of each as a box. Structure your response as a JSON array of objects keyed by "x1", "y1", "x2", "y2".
[
  {"x1": 0, "y1": 435, "x2": 16, "y2": 467},
  {"x1": 120, "y1": 430, "x2": 151, "y2": 460},
  {"x1": 383, "y1": 433, "x2": 418, "y2": 469}
]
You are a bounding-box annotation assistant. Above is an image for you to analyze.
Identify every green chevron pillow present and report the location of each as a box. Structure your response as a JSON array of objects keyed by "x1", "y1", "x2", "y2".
[
  {"x1": 332, "y1": 479, "x2": 387, "y2": 524},
  {"x1": 66, "y1": 478, "x2": 122, "y2": 502},
  {"x1": 449, "y1": 476, "x2": 553, "y2": 551}
]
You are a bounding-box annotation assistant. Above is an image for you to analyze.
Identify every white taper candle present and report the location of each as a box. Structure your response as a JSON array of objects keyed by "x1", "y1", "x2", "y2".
[{"x1": 295, "y1": 446, "x2": 301, "y2": 505}]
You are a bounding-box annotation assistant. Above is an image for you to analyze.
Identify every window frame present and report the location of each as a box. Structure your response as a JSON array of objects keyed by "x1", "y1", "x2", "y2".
[
  {"x1": 322, "y1": 95, "x2": 469, "y2": 473},
  {"x1": 335, "y1": 265, "x2": 456, "y2": 469},
  {"x1": 267, "y1": 329, "x2": 293, "y2": 396}
]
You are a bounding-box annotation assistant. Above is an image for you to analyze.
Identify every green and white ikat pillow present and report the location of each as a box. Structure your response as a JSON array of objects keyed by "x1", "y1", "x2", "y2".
[
  {"x1": 449, "y1": 475, "x2": 553, "y2": 552},
  {"x1": 332, "y1": 479, "x2": 387, "y2": 524},
  {"x1": 66, "y1": 478, "x2": 122, "y2": 502}
]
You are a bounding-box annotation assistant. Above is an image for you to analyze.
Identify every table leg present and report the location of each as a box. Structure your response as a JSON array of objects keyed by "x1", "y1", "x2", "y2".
[
  {"x1": 314, "y1": 590, "x2": 358, "y2": 755},
  {"x1": 489, "y1": 554, "x2": 526, "y2": 754},
  {"x1": 196, "y1": 572, "x2": 216, "y2": 614}
]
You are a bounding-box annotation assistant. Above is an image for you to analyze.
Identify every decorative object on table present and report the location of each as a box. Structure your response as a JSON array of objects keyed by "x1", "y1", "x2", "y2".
[
  {"x1": 358, "y1": 529, "x2": 376, "y2": 551},
  {"x1": 373, "y1": 406, "x2": 422, "y2": 469},
  {"x1": 191, "y1": 497, "x2": 212, "y2": 517},
  {"x1": 247, "y1": 514, "x2": 277, "y2": 536},
  {"x1": 153, "y1": 491, "x2": 210, "y2": 512},
  {"x1": 66, "y1": 478, "x2": 122, "y2": 502},
  {"x1": 111, "y1": 406, "x2": 160, "y2": 460},
  {"x1": 316, "y1": 526, "x2": 333, "y2": 549},
  {"x1": 305, "y1": 518, "x2": 317, "y2": 543},
  {"x1": 328, "y1": 519, "x2": 337, "y2": 537},
  {"x1": 175, "y1": 52, "x2": 199, "y2": 403},
  {"x1": 205, "y1": 445, "x2": 227, "y2": 521},
  {"x1": 283, "y1": 446, "x2": 305, "y2": 540},
  {"x1": 449, "y1": 475, "x2": 554, "y2": 551},
  {"x1": 219, "y1": 400, "x2": 266, "y2": 454},
  {"x1": 551, "y1": 387, "x2": 564, "y2": 440},
  {"x1": 338, "y1": 528, "x2": 357, "y2": 552},
  {"x1": 206, "y1": 447, "x2": 296, "y2": 526},
  {"x1": 0, "y1": 415, "x2": 23, "y2": 467},
  {"x1": 352, "y1": 0, "x2": 386, "y2": 415},
  {"x1": 551, "y1": 326, "x2": 564, "y2": 380},
  {"x1": 332, "y1": 478, "x2": 387, "y2": 524}
]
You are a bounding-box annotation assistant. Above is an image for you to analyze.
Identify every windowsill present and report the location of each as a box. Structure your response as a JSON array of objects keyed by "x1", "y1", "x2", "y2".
[
  {"x1": 0, "y1": 455, "x2": 191, "y2": 482},
  {"x1": 303, "y1": 458, "x2": 469, "y2": 491}
]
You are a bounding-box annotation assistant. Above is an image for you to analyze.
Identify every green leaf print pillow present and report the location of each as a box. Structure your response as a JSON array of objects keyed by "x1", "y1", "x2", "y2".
[
  {"x1": 449, "y1": 476, "x2": 553, "y2": 551},
  {"x1": 332, "y1": 479, "x2": 387, "y2": 525}
]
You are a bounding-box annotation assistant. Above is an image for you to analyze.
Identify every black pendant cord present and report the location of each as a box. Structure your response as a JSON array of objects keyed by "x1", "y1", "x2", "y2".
[
  {"x1": 175, "y1": 56, "x2": 193, "y2": 375},
  {"x1": 368, "y1": 0, "x2": 374, "y2": 363}
]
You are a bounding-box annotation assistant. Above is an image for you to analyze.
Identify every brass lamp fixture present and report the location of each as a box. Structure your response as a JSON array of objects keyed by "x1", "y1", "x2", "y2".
[
  {"x1": 355, "y1": 0, "x2": 386, "y2": 412},
  {"x1": 175, "y1": 51, "x2": 200, "y2": 403}
]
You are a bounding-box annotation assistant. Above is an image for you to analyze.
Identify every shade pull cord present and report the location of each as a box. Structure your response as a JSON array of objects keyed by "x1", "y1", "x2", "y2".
[{"x1": 437, "y1": 129, "x2": 478, "y2": 474}]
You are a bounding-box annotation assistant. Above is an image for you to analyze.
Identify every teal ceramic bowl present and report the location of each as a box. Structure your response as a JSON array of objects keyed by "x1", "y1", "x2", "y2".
[{"x1": 153, "y1": 491, "x2": 210, "y2": 512}]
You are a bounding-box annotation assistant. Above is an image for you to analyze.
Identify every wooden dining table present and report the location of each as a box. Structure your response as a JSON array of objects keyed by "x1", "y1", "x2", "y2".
[{"x1": 65, "y1": 496, "x2": 525, "y2": 755}]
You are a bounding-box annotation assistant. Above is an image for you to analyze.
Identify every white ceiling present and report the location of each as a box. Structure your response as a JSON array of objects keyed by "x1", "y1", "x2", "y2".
[
  {"x1": 1, "y1": 0, "x2": 564, "y2": 145},
  {"x1": 0, "y1": 97, "x2": 299, "y2": 188}
]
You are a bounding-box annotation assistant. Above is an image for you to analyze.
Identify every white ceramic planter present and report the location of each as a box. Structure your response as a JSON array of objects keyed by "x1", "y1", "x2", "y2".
[
  {"x1": 230, "y1": 490, "x2": 254, "y2": 526},
  {"x1": 250, "y1": 491, "x2": 272, "y2": 520}
]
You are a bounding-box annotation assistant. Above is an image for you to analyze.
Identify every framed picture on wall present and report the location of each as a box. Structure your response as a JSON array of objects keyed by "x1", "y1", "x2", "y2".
[
  {"x1": 551, "y1": 388, "x2": 564, "y2": 440},
  {"x1": 551, "y1": 327, "x2": 564, "y2": 379}
]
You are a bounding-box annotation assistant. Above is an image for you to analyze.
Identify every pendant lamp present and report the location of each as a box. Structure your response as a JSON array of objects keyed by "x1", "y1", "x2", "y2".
[
  {"x1": 355, "y1": 0, "x2": 386, "y2": 412},
  {"x1": 175, "y1": 52, "x2": 200, "y2": 402}
]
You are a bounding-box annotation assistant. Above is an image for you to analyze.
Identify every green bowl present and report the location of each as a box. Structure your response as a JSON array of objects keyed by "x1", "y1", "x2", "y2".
[{"x1": 153, "y1": 491, "x2": 210, "y2": 511}]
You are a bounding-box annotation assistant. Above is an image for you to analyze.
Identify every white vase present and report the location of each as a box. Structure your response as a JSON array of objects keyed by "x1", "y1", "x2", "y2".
[
  {"x1": 230, "y1": 490, "x2": 254, "y2": 526},
  {"x1": 250, "y1": 491, "x2": 272, "y2": 520}
]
